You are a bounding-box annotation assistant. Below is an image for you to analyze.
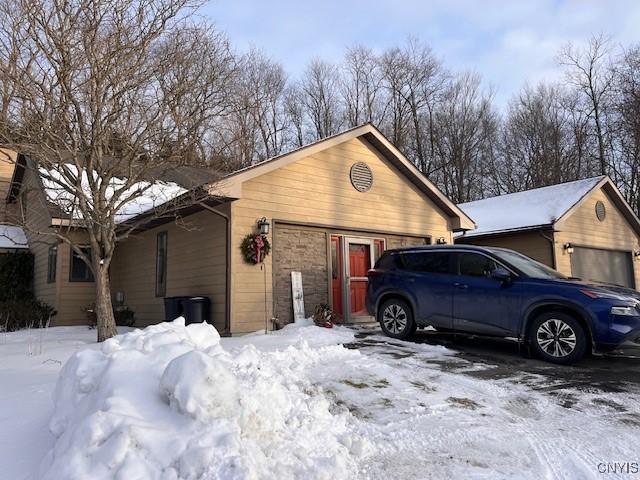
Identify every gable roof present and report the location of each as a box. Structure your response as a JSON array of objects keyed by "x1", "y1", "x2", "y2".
[
  {"x1": 458, "y1": 176, "x2": 603, "y2": 238},
  {"x1": 457, "y1": 176, "x2": 640, "y2": 238},
  {"x1": 213, "y1": 123, "x2": 475, "y2": 231}
]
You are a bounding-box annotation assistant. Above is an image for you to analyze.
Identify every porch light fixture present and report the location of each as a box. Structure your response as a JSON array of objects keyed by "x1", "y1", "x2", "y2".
[
  {"x1": 634, "y1": 250, "x2": 640, "y2": 260},
  {"x1": 564, "y1": 242, "x2": 574, "y2": 254},
  {"x1": 436, "y1": 237, "x2": 447, "y2": 245},
  {"x1": 257, "y1": 217, "x2": 270, "y2": 235}
]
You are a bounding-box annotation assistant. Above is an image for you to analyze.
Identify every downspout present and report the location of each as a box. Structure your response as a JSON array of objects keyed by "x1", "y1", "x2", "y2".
[
  {"x1": 199, "y1": 202, "x2": 232, "y2": 336},
  {"x1": 539, "y1": 228, "x2": 557, "y2": 269}
]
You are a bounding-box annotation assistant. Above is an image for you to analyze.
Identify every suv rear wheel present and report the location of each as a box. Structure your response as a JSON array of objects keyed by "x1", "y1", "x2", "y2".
[
  {"x1": 529, "y1": 311, "x2": 587, "y2": 364},
  {"x1": 378, "y1": 298, "x2": 416, "y2": 340}
]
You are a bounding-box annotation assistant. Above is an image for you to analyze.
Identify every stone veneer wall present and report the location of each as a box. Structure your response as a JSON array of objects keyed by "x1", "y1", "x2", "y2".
[
  {"x1": 273, "y1": 223, "x2": 430, "y2": 325},
  {"x1": 273, "y1": 225, "x2": 329, "y2": 325}
]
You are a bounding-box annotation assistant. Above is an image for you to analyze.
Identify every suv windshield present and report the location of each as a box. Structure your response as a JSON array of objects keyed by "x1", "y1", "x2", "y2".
[{"x1": 489, "y1": 249, "x2": 567, "y2": 280}]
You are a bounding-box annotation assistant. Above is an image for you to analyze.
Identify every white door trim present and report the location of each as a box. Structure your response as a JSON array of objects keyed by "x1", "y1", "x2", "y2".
[{"x1": 343, "y1": 237, "x2": 375, "y2": 322}]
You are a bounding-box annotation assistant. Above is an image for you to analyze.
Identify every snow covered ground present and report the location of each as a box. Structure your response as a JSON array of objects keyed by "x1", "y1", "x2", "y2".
[{"x1": 0, "y1": 321, "x2": 639, "y2": 479}]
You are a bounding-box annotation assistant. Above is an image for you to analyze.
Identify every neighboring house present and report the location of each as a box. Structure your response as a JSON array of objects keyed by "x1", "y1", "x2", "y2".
[
  {"x1": 456, "y1": 177, "x2": 640, "y2": 289},
  {"x1": 4, "y1": 124, "x2": 475, "y2": 334}
]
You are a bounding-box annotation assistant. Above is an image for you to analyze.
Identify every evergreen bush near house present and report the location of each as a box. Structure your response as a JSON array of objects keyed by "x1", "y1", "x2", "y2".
[
  {"x1": 0, "y1": 251, "x2": 56, "y2": 331},
  {"x1": 114, "y1": 307, "x2": 135, "y2": 327},
  {"x1": 0, "y1": 299, "x2": 56, "y2": 332},
  {"x1": 0, "y1": 251, "x2": 34, "y2": 301}
]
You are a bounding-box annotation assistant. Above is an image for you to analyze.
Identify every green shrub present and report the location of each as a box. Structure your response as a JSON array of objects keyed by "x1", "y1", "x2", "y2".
[
  {"x1": 114, "y1": 307, "x2": 135, "y2": 327},
  {"x1": 0, "y1": 298, "x2": 57, "y2": 332},
  {"x1": 0, "y1": 251, "x2": 34, "y2": 301}
]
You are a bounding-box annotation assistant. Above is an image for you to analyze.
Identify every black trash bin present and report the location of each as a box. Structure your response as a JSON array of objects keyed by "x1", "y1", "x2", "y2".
[
  {"x1": 163, "y1": 296, "x2": 189, "y2": 322},
  {"x1": 183, "y1": 296, "x2": 211, "y2": 324}
]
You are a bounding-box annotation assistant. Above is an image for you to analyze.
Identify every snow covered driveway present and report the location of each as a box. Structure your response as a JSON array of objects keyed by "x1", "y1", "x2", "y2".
[
  {"x1": 341, "y1": 327, "x2": 640, "y2": 479},
  {"x1": 0, "y1": 322, "x2": 639, "y2": 479}
]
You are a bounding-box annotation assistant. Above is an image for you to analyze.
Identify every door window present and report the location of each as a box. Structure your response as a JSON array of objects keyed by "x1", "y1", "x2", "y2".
[
  {"x1": 400, "y1": 252, "x2": 453, "y2": 274},
  {"x1": 459, "y1": 253, "x2": 497, "y2": 278}
]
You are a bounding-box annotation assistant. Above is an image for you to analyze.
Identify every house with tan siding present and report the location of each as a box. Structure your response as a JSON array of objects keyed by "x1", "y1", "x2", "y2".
[
  {"x1": 3, "y1": 124, "x2": 475, "y2": 334},
  {"x1": 456, "y1": 177, "x2": 640, "y2": 289}
]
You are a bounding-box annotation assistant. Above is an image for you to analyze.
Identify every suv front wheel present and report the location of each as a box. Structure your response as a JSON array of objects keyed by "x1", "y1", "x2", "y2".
[
  {"x1": 529, "y1": 312, "x2": 587, "y2": 364},
  {"x1": 378, "y1": 298, "x2": 416, "y2": 340}
]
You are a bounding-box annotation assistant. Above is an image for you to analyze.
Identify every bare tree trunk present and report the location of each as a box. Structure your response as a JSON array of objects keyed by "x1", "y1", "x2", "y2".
[{"x1": 95, "y1": 262, "x2": 117, "y2": 341}]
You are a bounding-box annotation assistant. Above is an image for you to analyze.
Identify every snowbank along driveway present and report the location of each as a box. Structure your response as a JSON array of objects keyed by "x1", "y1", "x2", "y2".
[{"x1": 0, "y1": 320, "x2": 639, "y2": 479}]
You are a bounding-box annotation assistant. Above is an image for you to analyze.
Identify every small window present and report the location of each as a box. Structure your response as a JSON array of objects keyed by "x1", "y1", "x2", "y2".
[
  {"x1": 400, "y1": 252, "x2": 453, "y2": 274},
  {"x1": 70, "y1": 247, "x2": 94, "y2": 282},
  {"x1": 47, "y1": 245, "x2": 57, "y2": 283},
  {"x1": 459, "y1": 253, "x2": 497, "y2": 278},
  {"x1": 156, "y1": 232, "x2": 168, "y2": 297}
]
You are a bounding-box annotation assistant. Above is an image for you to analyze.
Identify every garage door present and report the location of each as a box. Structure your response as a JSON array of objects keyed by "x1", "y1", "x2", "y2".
[{"x1": 571, "y1": 247, "x2": 635, "y2": 288}]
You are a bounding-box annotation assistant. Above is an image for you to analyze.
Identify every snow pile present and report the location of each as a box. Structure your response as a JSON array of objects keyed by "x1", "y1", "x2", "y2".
[{"x1": 40, "y1": 319, "x2": 368, "y2": 480}]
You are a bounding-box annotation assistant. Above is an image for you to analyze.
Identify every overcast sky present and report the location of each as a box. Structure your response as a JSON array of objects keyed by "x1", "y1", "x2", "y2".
[{"x1": 204, "y1": 0, "x2": 640, "y2": 107}]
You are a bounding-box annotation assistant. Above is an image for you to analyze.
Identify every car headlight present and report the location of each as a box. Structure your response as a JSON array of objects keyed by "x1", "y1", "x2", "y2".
[{"x1": 610, "y1": 306, "x2": 640, "y2": 316}]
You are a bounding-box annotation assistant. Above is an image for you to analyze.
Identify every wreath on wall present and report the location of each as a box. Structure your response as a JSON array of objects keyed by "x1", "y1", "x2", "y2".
[{"x1": 240, "y1": 233, "x2": 271, "y2": 264}]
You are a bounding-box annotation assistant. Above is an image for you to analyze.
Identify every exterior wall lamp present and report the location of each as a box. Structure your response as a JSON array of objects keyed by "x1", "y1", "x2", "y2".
[
  {"x1": 436, "y1": 237, "x2": 447, "y2": 245},
  {"x1": 634, "y1": 250, "x2": 640, "y2": 260},
  {"x1": 563, "y1": 242, "x2": 574, "y2": 254},
  {"x1": 257, "y1": 217, "x2": 270, "y2": 235}
]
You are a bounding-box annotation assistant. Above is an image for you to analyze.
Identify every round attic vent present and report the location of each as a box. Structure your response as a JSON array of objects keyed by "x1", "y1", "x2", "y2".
[
  {"x1": 350, "y1": 162, "x2": 373, "y2": 192},
  {"x1": 595, "y1": 200, "x2": 606, "y2": 221}
]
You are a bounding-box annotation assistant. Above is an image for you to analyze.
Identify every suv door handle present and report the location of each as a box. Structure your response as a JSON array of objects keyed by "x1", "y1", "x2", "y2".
[{"x1": 453, "y1": 282, "x2": 468, "y2": 290}]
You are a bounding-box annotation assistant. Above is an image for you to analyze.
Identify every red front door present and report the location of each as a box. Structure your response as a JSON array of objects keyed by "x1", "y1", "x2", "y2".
[{"x1": 348, "y1": 242, "x2": 372, "y2": 316}]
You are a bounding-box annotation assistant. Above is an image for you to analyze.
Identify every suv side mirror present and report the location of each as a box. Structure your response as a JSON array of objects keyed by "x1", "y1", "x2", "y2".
[{"x1": 491, "y1": 268, "x2": 512, "y2": 282}]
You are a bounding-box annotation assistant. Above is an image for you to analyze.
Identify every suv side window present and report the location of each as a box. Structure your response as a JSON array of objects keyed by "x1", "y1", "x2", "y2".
[
  {"x1": 459, "y1": 252, "x2": 498, "y2": 278},
  {"x1": 375, "y1": 252, "x2": 398, "y2": 270},
  {"x1": 400, "y1": 252, "x2": 453, "y2": 274}
]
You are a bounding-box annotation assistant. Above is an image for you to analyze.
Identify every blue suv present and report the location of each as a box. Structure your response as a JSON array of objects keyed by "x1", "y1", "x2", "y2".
[{"x1": 366, "y1": 245, "x2": 640, "y2": 364}]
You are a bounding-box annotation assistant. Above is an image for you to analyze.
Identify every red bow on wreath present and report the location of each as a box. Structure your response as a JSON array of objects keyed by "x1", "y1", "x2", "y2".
[{"x1": 254, "y1": 234, "x2": 265, "y2": 263}]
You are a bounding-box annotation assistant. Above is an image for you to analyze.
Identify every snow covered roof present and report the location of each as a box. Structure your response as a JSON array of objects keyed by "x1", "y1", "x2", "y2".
[
  {"x1": 457, "y1": 176, "x2": 605, "y2": 238},
  {"x1": 39, "y1": 166, "x2": 188, "y2": 224},
  {"x1": 0, "y1": 225, "x2": 28, "y2": 249}
]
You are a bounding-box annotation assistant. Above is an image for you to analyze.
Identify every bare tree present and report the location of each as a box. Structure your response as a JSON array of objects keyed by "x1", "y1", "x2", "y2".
[
  {"x1": 497, "y1": 83, "x2": 582, "y2": 192},
  {"x1": 225, "y1": 49, "x2": 289, "y2": 165},
  {"x1": 611, "y1": 44, "x2": 640, "y2": 214},
  {"x1": 341, "y1": 45, "x2": 386, "y2": 127},
  {"x1": 380, "y1": 38, "x2": 447, "y2": 173},
  {"x1": 433, "y1": 72, "x2": 497, "y2": 203},
  {"x1": 0, "y1": 0, "x2": 235, "y2": 341},
  {"x1": 559, "y1": 34, "x2": 615, "y2": 175},
  {"x1": 300, "y1": 59, "x2": 343, "y2": 140}
]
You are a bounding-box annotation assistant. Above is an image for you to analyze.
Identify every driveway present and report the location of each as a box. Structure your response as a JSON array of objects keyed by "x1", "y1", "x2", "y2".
[
  {"x1": 350, "y1": 325, "x2": 640, "y2": 413},
  {"x1": 338, "y1": 325, "x2": 640, "y2": 479}
]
